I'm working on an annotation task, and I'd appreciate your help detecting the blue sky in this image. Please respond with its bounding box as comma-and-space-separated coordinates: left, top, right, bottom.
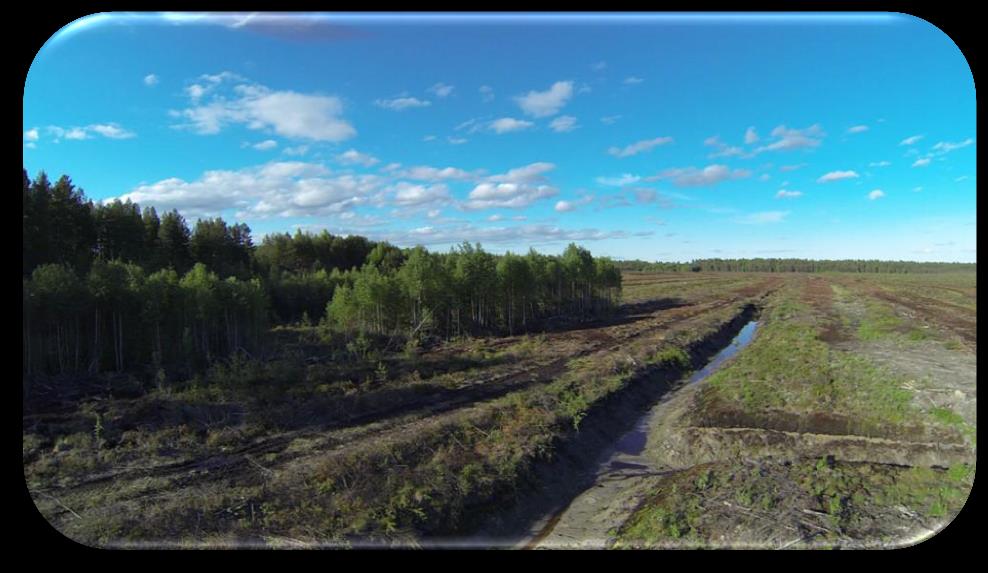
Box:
23, 13, 976, 262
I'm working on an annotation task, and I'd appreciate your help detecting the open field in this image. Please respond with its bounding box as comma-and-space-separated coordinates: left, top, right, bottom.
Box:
23, 272, 974, 548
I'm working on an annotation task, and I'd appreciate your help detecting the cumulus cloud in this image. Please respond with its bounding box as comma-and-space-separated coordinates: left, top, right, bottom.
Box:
427, 83, 455, 98
374, 96, 431, 110
899, 134, 924, 146
775, 190, 803, 199
868, 189, 885, 200
46, 123, 136, 141
744, 127, 759, 144
464, 162, 559, 210
24, 128, 39, 141
113, 161, 382, 220
282, 145, 309, 156
755, 124, 824, 153
252, 139, 278, 150
515, 81, 573, 118
364, 223, 629, 248
396, 165, 478, 181
704, 135, 748, 159
389, 182, 451, 207
336, 149, 380, 167
846, 125, 869, 134
489, 117, 534, 134
608, 136, 673, 158
554, 194, 594, 213
816, 170, 859, 183
912, 158, 931, 168
649, 164, 751, 188
144, 74, 159, 86
172, 74, 356, 141
736, 211, 789, 224
595, 174, 641, 187
550, 115, 579, 133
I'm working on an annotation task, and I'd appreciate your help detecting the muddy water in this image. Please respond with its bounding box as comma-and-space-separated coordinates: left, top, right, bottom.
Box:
527, 320, 759, 549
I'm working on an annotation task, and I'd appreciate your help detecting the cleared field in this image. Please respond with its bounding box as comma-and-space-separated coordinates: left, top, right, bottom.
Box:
611, 273, 976, 549
23, 272, 975, 548
24, 272, 773, 547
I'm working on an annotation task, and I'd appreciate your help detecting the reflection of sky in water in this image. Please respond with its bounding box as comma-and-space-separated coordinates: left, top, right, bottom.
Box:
612, 320, 759, 458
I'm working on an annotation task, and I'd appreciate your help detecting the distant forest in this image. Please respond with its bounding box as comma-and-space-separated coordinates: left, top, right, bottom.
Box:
615, 258, 976, 274
22, 170, 621, 377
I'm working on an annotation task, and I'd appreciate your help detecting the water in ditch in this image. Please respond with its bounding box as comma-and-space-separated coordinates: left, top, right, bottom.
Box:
529, 319, 760, 548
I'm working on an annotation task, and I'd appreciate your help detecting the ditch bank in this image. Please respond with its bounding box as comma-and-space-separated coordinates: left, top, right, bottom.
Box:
451, 303, 760, 548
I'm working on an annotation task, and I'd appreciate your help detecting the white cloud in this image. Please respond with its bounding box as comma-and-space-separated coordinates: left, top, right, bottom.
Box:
650, 164, 751, 188
489, 117, 534, 134
899, 134, 924, 145
447, 136, 468, 145
846, 125, 869, 134
623, 76, 644, 85
555, 194, 594, 213
600, 115, 621, 125
397, 165, 478, 181
374, 96, 432, 111
912, 158, 931, 168
868, 160, 891, 167
554, 200, 576, 212
114, 161, 384, 220
479, 85, 494, 102
744, 127, 759, 144
23, 128, 39, 141
390, 182, 451, 207
360, 223, 629, 248
282, 145, 309, 156
144, 74, 159, 86
608, 136, 673, 158
88, 124, 136, 139
736, 211, 789, 224
464, 162, 559, 210
816, 170, 859, 183
515, 81, 573, 118
868, 189, 885, 200
428, 83, 455, 98
487, 214, 503, 222
252, 139, 278, 151
775, 190, 803, 199
930, 138, 974, 155
595, 174, 641, 187
755, 124, 824, 153
173, 75, 356, 141
704, 135, 749, 158
422, 135, 437, 142
336, 149, 380, 167
45, 123, 135, 141
549, 115, 579, 133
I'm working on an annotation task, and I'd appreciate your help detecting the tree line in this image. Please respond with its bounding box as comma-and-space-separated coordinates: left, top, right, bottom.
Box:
22, 169, 622, 376
615, 258, 976, 274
